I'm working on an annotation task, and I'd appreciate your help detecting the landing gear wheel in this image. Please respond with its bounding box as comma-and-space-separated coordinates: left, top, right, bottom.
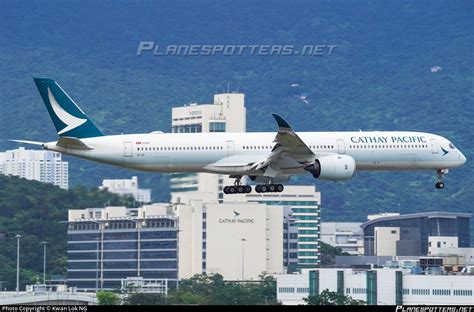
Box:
260, 185, 268, 193
276, 184, 284, 192
228, 186, 236, 194
223, 186, 229, 194
268, 184, 276, 192
245, 185, 252, 193
237, 185, 245, 193
435, 169, 448, 189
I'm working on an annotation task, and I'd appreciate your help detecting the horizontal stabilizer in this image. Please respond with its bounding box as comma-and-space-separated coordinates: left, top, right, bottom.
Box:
56, 137, 93, 150
10, 139, 44, 146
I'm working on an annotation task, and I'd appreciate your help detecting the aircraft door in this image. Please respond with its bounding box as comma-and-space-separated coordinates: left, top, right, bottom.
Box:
226, 140, 235, 156
337, 139, 346, 154
124, 142, 133, 157
430, 139, 439, 154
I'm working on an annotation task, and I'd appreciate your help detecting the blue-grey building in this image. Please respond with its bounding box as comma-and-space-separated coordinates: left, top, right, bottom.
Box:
66, 205, 178, 291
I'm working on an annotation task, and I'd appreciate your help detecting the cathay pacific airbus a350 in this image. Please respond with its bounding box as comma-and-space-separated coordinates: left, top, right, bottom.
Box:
12, 78, 466, 193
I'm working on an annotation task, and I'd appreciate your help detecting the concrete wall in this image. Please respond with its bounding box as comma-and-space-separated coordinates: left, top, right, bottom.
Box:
375, 227, 400, 256
178, 201, 283, 280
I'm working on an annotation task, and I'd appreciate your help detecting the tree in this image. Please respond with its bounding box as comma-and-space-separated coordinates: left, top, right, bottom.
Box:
175, 291, 206, 304
124, 293, 168, 305
0, 175, 135, 290
320, 242, 350, 266
164, 273, 279, 305
304, 289, 365, 305
97, 291, 120, 305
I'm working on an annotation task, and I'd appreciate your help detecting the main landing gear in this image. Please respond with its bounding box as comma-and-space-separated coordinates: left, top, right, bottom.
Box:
223, 176, 252, 194
435, 169, 448, 189
223, 176, 285, 194
255, 184, 284, 193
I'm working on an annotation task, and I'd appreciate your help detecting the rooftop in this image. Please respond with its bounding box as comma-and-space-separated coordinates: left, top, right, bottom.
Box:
361, 211, 472, 229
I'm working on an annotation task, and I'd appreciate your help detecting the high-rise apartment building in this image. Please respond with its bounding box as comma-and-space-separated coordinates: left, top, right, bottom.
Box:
0, 147, 68, 189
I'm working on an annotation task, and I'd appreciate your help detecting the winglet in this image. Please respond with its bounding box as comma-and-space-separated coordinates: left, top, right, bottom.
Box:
271, 113, 292, 129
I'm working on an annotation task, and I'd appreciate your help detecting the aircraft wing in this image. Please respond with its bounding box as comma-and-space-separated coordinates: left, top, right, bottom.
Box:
270, 113, 314, 159
205, 113, 316, 178
248, 113, 315, 177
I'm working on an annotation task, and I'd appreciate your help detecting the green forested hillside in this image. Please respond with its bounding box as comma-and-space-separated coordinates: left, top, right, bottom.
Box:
0, 2, 472, 233
0, 175, 133, 290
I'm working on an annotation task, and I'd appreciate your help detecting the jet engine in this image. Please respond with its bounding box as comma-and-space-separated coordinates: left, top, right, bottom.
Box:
305, 154, 356, 181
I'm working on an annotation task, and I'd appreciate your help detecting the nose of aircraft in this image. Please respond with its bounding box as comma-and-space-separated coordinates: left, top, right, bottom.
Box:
459, 152, 466, 165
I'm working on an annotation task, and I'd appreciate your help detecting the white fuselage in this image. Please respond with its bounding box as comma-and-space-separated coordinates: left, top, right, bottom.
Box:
43, 131, 466, 177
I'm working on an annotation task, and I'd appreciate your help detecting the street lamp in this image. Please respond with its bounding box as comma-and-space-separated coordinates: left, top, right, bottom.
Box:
240, 238, 247, 280
130, 219, 146, 277
89, 220, 106, 290
40, 241, 49, 285
93, 238, 100, 292
15, 234, 21, 293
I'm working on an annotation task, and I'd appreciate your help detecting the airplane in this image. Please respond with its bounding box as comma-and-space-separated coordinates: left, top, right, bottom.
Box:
12, 78, 466, 193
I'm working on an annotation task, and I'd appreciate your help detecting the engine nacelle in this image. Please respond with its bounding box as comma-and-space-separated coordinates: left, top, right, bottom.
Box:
305, 154, 356, 181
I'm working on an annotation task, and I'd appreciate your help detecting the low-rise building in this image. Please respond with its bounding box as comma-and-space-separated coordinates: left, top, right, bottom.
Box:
99, 176, 151, 203
361, 212, 471, 256
277, 268, 474, 305
320, 222, 364, 255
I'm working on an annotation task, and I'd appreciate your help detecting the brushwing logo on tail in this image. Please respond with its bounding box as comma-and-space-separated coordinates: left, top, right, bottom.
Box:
47, 87, 87, 135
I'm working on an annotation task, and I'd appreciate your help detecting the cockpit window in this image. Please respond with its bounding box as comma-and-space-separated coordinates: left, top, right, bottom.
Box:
449, 143, 455, 149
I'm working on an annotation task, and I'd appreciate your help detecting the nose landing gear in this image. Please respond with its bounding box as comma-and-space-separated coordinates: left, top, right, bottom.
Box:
435, 169, 448, 189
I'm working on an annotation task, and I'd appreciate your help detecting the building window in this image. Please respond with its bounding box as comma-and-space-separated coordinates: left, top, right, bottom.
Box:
172, 124, 202, 133
209, 122, 226, 132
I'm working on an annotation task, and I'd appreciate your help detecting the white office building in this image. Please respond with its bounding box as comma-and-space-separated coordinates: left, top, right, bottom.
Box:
0, 147, 68, 189
277, 268, 474, 305
176, 200, 283, 280
320, 222, 364, 255
178, 185, 321, 273
99, 176, 151, 203
170, 92, 246, 204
